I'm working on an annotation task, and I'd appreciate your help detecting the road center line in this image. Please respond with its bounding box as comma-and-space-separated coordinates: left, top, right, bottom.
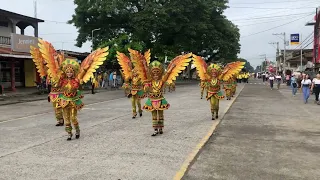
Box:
0, 97, 126, 124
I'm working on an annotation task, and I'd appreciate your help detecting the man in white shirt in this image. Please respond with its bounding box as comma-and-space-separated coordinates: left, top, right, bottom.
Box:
269, 75, 275, 90
275, 74, 282, 89
113, 71, 117, 87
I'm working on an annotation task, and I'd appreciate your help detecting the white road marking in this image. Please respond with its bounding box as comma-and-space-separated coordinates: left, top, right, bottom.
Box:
0, 97, 126, 124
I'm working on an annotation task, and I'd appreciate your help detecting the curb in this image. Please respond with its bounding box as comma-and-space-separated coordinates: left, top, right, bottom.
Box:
173, 84, 246, 180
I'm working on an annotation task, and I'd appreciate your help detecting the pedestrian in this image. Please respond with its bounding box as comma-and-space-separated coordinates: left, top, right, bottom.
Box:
109, 71, 113, 87
275, 73, 282, 89
291, 75, 298, 96
301, 74, 312, 104
102, 71, 108, 88
311, 73, 320, 103
269, 74, 275, 90
262, 72, 266, 82
113, 71, 117, 87
286, 74, 291, 86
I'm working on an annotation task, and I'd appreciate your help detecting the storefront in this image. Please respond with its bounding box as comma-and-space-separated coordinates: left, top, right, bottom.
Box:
0, 47, 37, 90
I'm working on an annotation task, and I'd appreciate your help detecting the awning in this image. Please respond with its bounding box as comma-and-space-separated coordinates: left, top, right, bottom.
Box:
0, 53, 32, 59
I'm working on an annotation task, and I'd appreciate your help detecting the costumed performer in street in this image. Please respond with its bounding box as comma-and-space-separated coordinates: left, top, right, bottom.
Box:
30, 46, 65, 126
38, 39, 109, 141
200, 80, 206, 99
116, 49, 148, 119
231, 74, 237, 97
192, 54, 245, 120
168, 80, 176, 92
129, 49, 192, 136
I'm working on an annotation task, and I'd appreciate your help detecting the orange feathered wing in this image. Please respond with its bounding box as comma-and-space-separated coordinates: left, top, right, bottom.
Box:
78, 47, 109, 83
38, 39, 61, 81
164, 53, 192, 84
116, 51, 132, 81
220, 61, 246, 81
144, 49, 151, 66
191, 54, 209, 81
128, 48, 149, 81
30, 46, 47, 78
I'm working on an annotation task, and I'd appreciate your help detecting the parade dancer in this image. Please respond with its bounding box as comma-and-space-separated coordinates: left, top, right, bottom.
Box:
200, 80, 206, 99
30, 47, 65, 126
231, 75, 237, 97
223, 78, 233, 100
129, 49, 192, 136
168, 80, 176, 92
39, 39, 109, 140
192, 55, 245, 120
116, 50, 148, 118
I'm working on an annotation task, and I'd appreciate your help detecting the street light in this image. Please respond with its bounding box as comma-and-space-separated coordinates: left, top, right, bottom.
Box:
91, 28, 101, 50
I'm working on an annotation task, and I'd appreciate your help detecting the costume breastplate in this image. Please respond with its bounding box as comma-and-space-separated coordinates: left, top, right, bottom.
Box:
148, 81, 163, 99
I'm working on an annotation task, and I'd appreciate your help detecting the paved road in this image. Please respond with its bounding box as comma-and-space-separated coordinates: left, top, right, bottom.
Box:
184, 79, 320, 180
0, 83, 244, 180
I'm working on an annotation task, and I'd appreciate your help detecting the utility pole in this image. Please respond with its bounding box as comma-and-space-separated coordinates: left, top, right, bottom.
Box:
33, 0, 37, 18
300, 33, 303, 72
259, 54, 267, 72
273, 32, 288, 74
269, 42, 280, 74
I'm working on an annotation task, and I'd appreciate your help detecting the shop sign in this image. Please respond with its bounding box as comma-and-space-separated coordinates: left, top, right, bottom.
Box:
10, 33, 39, 53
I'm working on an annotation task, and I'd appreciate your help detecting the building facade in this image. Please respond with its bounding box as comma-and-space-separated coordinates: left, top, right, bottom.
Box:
0, 8, 44, 90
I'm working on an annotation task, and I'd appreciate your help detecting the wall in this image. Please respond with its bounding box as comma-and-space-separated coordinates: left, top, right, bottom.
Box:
24, 59, 36, 87
0, 16, 12, 37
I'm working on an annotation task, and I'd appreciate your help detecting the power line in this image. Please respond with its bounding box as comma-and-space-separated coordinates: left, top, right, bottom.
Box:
241, 13, 314, 38
292, 32, 314, 50
302, 39, 314, 49
230, 0, 317, 4
230, 12, 313, 21
226, 1, 316, 21
229, 6, 315, 10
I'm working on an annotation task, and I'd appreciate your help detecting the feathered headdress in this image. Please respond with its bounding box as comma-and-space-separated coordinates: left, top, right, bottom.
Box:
61, 59, 80, 74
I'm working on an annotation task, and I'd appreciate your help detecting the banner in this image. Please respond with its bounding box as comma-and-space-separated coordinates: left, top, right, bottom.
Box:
290, 34, 300, 45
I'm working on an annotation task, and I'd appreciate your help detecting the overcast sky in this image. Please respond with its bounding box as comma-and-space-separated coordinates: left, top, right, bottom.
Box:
1, 0, 318, 68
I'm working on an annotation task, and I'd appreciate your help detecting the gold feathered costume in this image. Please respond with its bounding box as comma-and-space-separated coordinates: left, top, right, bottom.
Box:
192, 55, 245, 120
38, 39, 109, 141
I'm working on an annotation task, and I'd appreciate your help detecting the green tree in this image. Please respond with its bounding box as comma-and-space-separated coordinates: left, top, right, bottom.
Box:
99, 33, 145, 69
69, 0, 240, 63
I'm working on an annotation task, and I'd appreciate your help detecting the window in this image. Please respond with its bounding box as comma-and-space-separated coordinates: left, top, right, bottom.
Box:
0, 21, 9, 27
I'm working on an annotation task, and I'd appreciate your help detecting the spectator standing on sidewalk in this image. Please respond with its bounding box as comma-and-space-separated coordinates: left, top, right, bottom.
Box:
291, 75, 298, 96
113, 71, 117, 87
301, 74, 312, 104
275, 73, 282, 89
269, 74, 275, 90
311, 73, 320, 103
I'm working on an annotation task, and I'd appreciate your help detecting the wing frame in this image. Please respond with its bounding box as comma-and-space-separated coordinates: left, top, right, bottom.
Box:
163, 53, 192, 85
191, 54, 210, 81
78, 47, 109, 84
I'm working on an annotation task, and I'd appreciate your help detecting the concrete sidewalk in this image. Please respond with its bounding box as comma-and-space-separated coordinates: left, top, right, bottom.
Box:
183, 79, 320, 180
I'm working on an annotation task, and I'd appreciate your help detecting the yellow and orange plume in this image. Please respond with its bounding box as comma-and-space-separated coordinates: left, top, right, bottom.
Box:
191, 54, 208, 81
38, 39, 60, 80
144, 49, 151, 66
165, 53, 192, 84
30, 46, 47, 78
116, 51, 132, 81
221, 61, 246, 81
128, 48, 149, 81
79, 47, 109, 83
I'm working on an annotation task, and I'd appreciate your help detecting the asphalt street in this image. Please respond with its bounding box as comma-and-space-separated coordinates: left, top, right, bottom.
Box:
183, 79, 320, 180
0, 83, 243, 180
